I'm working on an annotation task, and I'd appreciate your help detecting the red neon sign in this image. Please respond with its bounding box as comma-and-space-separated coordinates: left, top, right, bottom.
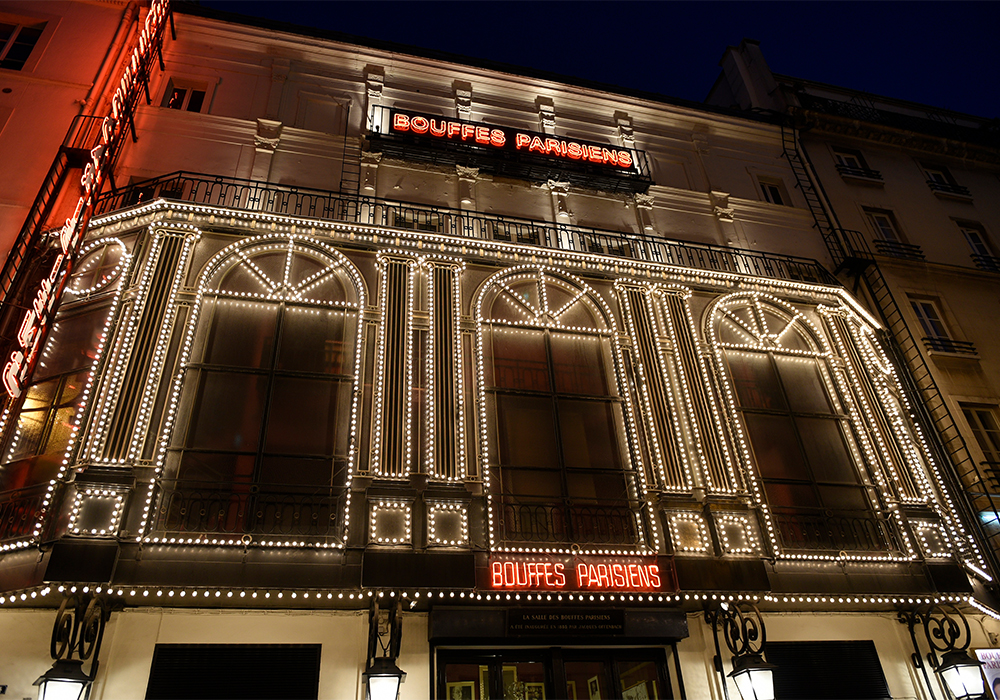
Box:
389, 110, 634, 171
3, 1, 170, 398
490, 557, 661, 592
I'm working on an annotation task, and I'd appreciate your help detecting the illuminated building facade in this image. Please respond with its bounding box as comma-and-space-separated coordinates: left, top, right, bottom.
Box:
0, 4, 997, 699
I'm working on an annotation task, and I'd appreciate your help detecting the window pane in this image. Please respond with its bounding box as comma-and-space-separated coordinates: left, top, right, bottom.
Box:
550, 333, 608, 395
2, 25, 42, 70
818, 485, 870, 510
496, 395, 558, 468
257, 455, 342, 489
565, 661, 610, 700
186, 90, 205, 112
176, 452, 256, 484
265, 377, 350, 456
5, 410, 45, 462
775, 357, 831, 413
501, 467, 562, 499
276, 308, 352, 374
726, 351, 787, 410
442, 663, 486, 700
566, 470, 629, 502
490, 328, 550, 391
797, 417, 857, 483
187, 372, 266, 450
619, 660, 663, 700
203, 300, 277, 368
763, 481, 819, 509
34, 305, 109, 380
164, 87, 186, 109
558, 399, 621, 470
743, 413, 806, 479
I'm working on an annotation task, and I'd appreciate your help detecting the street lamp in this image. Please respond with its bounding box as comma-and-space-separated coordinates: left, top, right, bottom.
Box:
33, 659, 93, 700
363, 656, 407, 700
708, 602, 777, 700
364, 598, 405, 700
936, 650, 985, 700
901, 603, 986, 700
729, 653, 777, 700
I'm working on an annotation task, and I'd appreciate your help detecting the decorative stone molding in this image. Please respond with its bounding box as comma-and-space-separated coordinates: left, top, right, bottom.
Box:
454, 80, 473, 120
692, 131, 710, 154
254, 119, 282, 154
634, 192, 655, 232
545, 180, 572, 222
365, 66, 385, 102
710, 191, 735, 222
361, 151, 382, 193
536, 96, 556, 134
634, 193, 654, 209
615, 111, 635, 148
456, 165, 479, 205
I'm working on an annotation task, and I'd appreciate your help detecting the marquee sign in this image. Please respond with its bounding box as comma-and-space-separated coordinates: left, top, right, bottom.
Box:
2, 0, 171, 398
486, 555, 669, 592
368, 106, 652, 193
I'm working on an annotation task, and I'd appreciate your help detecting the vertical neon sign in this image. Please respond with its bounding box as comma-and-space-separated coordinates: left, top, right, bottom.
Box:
2, 0, 170, 398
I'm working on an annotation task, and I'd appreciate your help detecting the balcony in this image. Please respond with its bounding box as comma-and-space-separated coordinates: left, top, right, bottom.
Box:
835, 164, 883, 183
0, 484, 46, 543
772, 507, 901, 553
872, 239, 925, 260
153, 479, 347, 541
971, 254, 1000, 273
92, 172, 839, 286
926, 179, 973, 200
921, 337, 977, 355
498, 496, 642, 547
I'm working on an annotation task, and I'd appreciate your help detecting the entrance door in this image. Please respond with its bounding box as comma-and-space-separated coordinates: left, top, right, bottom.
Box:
438, 648, 673, 699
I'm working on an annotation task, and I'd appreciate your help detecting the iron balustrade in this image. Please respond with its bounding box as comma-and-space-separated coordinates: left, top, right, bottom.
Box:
926, 180, 972, 198
835, 164, 883, 181
772, 507, 901, 553
971, 254, 1000, 273
498, 497, 641, 546
0, 483, 47, 542
92, 172, 839, 286
921, 337, 978, 355
154, 479, 347, 540
872, 239, 926, 260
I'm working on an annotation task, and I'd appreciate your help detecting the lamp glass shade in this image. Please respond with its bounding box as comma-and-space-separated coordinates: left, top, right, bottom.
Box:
937, 651, 984, 700
34, 660, 92, 700
363, 657, 406, 700
729, 654, 776, 700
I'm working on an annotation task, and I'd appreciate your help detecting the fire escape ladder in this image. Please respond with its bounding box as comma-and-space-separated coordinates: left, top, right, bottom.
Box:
782, 122, 1000, 577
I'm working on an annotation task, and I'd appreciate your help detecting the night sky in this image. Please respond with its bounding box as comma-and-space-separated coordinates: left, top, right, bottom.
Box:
197, 1, 998, 120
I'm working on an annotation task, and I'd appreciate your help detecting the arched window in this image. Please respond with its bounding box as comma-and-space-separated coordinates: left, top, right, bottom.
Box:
476, 268, 644, 550
157, 235, 364, 542
711, 293, 893, 554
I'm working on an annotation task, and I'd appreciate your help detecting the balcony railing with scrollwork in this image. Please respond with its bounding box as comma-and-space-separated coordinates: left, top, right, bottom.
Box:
498, 497, 641, 546
921, 337, 977, 355
835, 164, 883, 181
926, 180, 972, 198
91, 171, 839, 286
153, 479, 347, 541
773, 507, 901, 553
0, 484, 47, 543
971, 254, 1000, 273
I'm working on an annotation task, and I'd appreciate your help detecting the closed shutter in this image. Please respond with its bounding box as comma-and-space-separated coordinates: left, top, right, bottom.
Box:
145, 644, 321, 700
766, 640, 891, 700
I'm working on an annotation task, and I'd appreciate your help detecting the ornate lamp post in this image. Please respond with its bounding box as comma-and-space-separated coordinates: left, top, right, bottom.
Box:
707, 602, 777, 700
901, 603, 985, 700
362, 598, 406, 700
34, 596, 109, 700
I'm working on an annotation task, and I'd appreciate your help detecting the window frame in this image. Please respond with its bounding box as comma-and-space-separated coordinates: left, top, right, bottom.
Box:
758, 176, 789, 206
158, 76, 217, 114
0, 9, 57, 73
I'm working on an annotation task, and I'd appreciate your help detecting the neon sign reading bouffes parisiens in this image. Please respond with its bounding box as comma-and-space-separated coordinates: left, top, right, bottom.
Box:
2, 0, 170, 398
387, 108, 636, 171
490, 557, 662, 591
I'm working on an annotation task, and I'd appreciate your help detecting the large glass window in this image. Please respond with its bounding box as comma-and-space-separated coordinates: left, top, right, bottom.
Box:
714, 295, 891, 554
159, 237, 362, 541
478, 270, 640, 549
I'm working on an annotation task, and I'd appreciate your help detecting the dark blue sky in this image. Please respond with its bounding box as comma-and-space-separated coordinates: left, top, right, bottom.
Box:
200, 1, 998, 119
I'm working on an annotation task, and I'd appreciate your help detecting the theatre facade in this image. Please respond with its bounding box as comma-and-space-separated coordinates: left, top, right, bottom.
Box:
0, 3, 996, 699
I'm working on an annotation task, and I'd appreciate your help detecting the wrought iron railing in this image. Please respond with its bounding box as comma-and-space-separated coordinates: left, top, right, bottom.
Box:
971, 254, 1000, 273
92, 172, 839, 286
153, 479, 346, 540
498, 497, 641, 546
872, 239, 925, 260
772, 507, 900, 553
921, 337, 978, 355
926, 180, 972, 198
835, 164, 883, 181
0, 484, 47, 543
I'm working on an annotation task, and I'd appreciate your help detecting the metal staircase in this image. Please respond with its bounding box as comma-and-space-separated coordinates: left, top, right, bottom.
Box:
782, 123, 1000, 576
